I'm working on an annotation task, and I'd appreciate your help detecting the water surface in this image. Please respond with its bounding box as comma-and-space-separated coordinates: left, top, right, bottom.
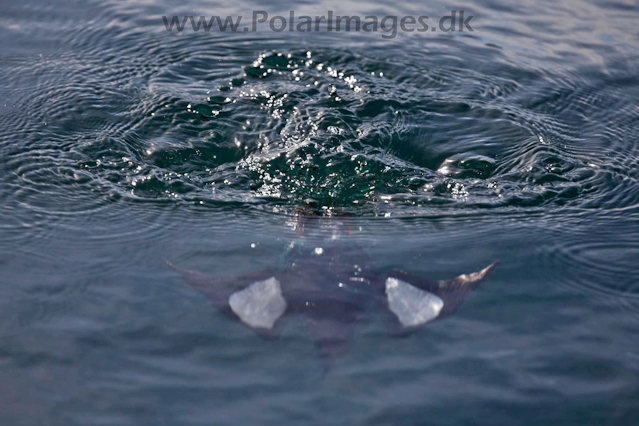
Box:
1, 0, 639, 424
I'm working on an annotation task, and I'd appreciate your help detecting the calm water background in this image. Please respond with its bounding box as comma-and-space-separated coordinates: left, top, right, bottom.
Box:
1, 0, 639, 424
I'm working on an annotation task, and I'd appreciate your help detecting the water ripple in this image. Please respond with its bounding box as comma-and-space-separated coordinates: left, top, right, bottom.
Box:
2, 36, 638, 219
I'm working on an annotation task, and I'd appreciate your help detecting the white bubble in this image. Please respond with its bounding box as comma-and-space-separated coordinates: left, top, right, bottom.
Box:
229, 277, 287, 330
385, 278, 444, 327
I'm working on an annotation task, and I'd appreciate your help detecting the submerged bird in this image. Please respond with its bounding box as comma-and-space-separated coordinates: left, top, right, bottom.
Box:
168, 211, 499, 358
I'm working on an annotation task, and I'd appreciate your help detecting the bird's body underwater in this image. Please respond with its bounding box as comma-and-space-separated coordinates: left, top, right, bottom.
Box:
168, 212, 499, 358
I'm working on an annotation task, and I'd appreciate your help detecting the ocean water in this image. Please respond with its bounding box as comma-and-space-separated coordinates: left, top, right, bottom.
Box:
1, 0, 639, 424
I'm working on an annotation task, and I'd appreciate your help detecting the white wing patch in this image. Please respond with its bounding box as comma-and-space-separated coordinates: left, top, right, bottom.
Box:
385, 277, 444, 327
228, 277, 287, 330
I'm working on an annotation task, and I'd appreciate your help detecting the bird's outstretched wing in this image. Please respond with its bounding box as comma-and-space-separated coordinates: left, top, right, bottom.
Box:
383, 261, 500, 332
166, 261, 288, 337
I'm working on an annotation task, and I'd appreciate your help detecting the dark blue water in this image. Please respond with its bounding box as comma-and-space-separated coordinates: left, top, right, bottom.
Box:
1, 0, 639, 424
